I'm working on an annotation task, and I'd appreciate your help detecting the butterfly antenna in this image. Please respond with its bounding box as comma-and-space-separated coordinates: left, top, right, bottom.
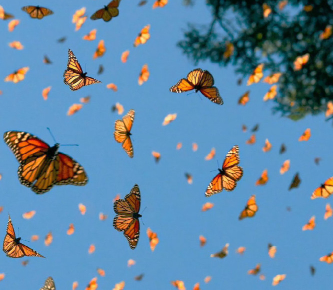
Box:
61, 144, 79, 147
47, 127, 57, 143
141, 206, 147, 214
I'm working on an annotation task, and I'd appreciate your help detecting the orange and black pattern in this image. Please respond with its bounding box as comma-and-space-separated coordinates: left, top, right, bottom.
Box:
170, 68, 223, 105
21, 6, 53, 19
113, 184, 141, 249
64, 49, 101, 91
205, 145, 243, 196
90, 0, 121, 22
40, 277, 56, 290
3, 131, 88, 194
3, 215, 45, 258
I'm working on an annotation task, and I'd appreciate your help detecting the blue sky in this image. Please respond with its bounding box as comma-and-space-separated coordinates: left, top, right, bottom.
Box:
1, 1, 333, 289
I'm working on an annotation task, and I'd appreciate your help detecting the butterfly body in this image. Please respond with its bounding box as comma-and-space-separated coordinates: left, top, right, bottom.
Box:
90, 0, 120, 22
113, 184, 141, 249
4, 131, 88, 194
21, 5, 53, 19
64, 49, 101, 91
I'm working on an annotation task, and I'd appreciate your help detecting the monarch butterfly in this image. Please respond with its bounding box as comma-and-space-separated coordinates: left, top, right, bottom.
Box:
202, 202, 214, 212
268, 243, 277, 258
263, 73, 281, 84
147, 228, 159, 251
280, 143, 286, 154
262, 139, 272, 152
223, 41, 234, 59
239, 195, 258, 220
320, 25, 332, 40
5, 67, 29, 83
206, 145, 243, 196
83, 29, 97, 41
152, 151, 161, 163
8, 41, 23, 50
90, 0, 121, 22
138, 64, 149, 85
42, 86, 51, 100
8, 19, 19, 32
248, 264, 261, 275
64, 49, 101, 91
246, 134, 256, 145
238, 91, 250, 105
256, 169, 268, 186
97, 268, 105, 277
43, 55, 52, 64
311, 177, 333, 199
114, 109, 135, 158
72, 7, 86, 23
299, 128, 311, 141
324, 203, 332, 220
272, 274, 286, 286
310, 266, 316, 276
247, 64, 264, 85
236, 246, 246, 255
3, 131, 88, 194
263, 85, 277, 101
133, 25, 151, 47
210, 243, 229, 258
44, 231, 53, 246
21, 6, 53, 19
134, 274, 144, 281
294, 53, 310, 71
162, 113, 177, 126
170, 68, 223, 105
93, 40, 106, 59
289, 172, 301, 190
152, 0, 168, 9
199, 235, 206, 247
121, 50, 130, 63
320, 253, 333, 264
67, 104, 83, 116
128, 259, 136, 267
40, 277, 56, 290
3, 215, 45, 258
113, 184, 142, 249
0, 5, 14, 20
171, 281, 185, 290
204, 148, 216, 161
262, 3, 272, 18
280, 159, 290, 174
302, 216, 315, 231
86, 277, 98, 290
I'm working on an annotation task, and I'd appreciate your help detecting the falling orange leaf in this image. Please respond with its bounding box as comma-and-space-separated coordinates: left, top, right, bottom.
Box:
262, 139, 272, 152
162, 113, 177, 126
199, 235, 206, 247
272, 274, 286, 286
9, 41, 23, 50
147, 228, 159, 251
67, 104, 83, 116
42, 86, 51, 100
138, 64, 149, 85
93, 40, 106, 59
299, 128, 311, 141
256, 169, 268, 186
8, 19, 20, 32
121, 50, 130, 63
202, 202, 214, 212
128, 259, 136, 267
67, 223, 75, 235
83, 29, 97, 41
152, 151, 161, 163
324, 204, 332, 220
88, 244, 96, 254
22, 210, 36, 219
79, 203, 86, 215
44, 231, 53, 246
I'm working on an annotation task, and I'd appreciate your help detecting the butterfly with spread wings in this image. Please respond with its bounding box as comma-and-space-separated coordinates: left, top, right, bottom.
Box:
21, 6, 53, 19
3, 215, 45, 258
205, 145, 243, 197
170, 68, 223, 105
114, 109, 135, 158
90, 0, 121, 22
64, 49, 101, 91
40, 277, 56, 290
3, 131, 88, 194
113, 184, 142, 249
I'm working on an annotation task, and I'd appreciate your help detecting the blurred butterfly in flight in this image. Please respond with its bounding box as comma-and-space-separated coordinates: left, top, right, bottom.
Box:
64, 49, 101, 91
3, 131, 88, 194
90, 0, 121, 22
40, 277, 56, 290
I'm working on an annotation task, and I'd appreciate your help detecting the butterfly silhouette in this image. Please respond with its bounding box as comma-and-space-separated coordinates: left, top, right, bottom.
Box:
113, 184, 142, 249
64, 49, 101, 91
170, 68, 223, 105
3, 215, 45, 258
21, 6, 53, 19
239, 195, 258, 220
114, 109, 135, 158
206, 145, 243, 196
90, 0, 121, 22
3, 131, 88, 194
40, 277, 56, 290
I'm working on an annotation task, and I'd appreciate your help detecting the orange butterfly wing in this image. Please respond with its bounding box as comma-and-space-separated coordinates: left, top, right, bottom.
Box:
90, 0, 120, 22
311, 177, 333, 199
239, 195, 258, 220
114, 109, 135, 158
205, 145, 243, 197
64, 49, 101, 91
3, 215, 44, 258
22, 6, 53, 19
113, 185, 141, 249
